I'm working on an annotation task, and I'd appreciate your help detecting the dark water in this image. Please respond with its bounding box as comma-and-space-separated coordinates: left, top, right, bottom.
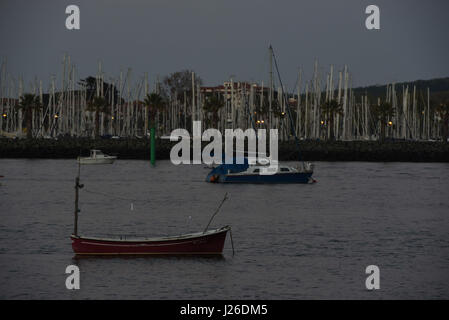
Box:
0, 159, 448, 299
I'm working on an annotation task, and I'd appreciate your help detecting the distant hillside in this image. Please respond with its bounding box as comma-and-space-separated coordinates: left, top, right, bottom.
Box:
295, 77, 449, 105
351, 77, 449, 101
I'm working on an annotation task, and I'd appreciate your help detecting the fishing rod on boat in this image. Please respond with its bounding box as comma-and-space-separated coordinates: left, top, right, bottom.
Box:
203, 192, 228, 234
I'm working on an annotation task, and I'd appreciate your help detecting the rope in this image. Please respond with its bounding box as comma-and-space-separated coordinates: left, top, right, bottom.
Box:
203, 192, 228, 233
229, 227, 235, 256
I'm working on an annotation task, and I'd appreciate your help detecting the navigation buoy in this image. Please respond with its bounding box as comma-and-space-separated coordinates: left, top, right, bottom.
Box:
150, 127, 156, 166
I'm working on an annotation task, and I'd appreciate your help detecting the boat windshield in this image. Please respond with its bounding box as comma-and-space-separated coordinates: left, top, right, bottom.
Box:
90, 150, 103, 157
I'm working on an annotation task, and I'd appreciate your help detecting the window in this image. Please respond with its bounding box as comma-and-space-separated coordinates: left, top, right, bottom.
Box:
280, 167, 290, 172
253, 169, 260, 173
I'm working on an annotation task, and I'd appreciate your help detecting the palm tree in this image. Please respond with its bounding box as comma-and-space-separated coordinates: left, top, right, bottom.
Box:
371, 101, 395, 142
143, 93, 165, 133
16, 94, 42, 139
269, 99, 283, 118
79, 76, 97, 101
203, 94, 224, 128
259, 97, 270, 117
435, 101, 449, 142
87, 96, 109, 138
321, 99, 343, 141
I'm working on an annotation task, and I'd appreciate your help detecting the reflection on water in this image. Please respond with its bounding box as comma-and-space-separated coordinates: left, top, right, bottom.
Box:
0, 159, 448, 299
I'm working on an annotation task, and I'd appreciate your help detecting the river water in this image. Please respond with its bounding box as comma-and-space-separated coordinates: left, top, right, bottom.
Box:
0, 159, 448, 299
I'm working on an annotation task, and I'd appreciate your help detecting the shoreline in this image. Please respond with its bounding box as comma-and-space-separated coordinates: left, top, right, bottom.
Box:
0, 138, 448, 162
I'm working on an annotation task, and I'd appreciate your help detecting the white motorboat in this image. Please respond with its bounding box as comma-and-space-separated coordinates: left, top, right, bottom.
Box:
77, 150, 117, 165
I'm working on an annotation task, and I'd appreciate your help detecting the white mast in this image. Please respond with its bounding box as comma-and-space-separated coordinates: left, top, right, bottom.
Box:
342, 65, 348, 140
144, 72, 148, 135
296, 68, 302, 137
335, 70, 342, 139
18, 76, 23, 134
427, 87, 430, 139
191, 71, 195, 123
304, 82, 309, 139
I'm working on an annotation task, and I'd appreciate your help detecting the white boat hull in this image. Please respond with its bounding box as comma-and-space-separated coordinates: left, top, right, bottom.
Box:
77, 157, 116, 164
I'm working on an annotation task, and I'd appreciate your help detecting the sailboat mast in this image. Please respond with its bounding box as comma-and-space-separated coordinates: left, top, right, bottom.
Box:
74, 177, 79, 236
270, 45, 303, 162
269, 46, 273, 129
74, 164, 82, 236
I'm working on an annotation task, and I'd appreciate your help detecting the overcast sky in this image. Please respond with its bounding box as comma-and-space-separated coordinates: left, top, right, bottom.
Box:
1, 0, 448, 91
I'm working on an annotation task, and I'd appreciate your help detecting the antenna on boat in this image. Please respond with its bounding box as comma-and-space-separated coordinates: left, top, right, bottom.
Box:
203, 193, 228, 234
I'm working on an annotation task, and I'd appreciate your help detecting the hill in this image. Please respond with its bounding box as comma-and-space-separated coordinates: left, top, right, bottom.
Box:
351, 77, 449, 102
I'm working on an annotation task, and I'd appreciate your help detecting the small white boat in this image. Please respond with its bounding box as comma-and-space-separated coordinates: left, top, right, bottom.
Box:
77, 150, 116, 165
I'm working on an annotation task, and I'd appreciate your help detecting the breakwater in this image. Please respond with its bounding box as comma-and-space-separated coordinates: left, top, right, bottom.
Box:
0, 138, 448, 162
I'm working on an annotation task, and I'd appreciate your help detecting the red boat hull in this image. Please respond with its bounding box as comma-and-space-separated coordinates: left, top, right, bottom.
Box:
71, 226, 230, 255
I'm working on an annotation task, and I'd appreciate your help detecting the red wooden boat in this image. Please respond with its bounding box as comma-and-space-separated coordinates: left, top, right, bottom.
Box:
70, 173, 232, 256
71, 226, 230, 255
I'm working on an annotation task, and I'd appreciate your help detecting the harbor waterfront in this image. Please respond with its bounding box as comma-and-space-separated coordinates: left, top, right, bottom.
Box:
1, 0, 449, 305
1, 138, 448, 162
0, 159, 448, 299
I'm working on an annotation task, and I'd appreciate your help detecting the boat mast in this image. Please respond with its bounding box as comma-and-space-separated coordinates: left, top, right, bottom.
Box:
269, 46, 273, 129
270, 45, 304, 163
74, 163, 83, 236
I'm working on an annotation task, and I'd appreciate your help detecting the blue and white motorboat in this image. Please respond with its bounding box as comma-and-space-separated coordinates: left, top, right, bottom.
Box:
206, 158, 315, 184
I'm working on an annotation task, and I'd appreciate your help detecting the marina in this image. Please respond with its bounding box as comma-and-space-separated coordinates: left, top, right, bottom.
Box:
1, 0, 448, 305
1, 51, 448, 143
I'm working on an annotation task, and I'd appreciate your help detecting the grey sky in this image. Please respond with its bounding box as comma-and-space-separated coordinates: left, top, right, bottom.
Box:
1, 0, 448, 91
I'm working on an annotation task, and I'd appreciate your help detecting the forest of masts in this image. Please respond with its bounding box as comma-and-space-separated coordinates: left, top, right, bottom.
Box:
0, 52, 446, 142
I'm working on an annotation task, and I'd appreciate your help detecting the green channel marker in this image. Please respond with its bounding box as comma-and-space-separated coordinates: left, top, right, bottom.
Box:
150, 127, 155, 166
